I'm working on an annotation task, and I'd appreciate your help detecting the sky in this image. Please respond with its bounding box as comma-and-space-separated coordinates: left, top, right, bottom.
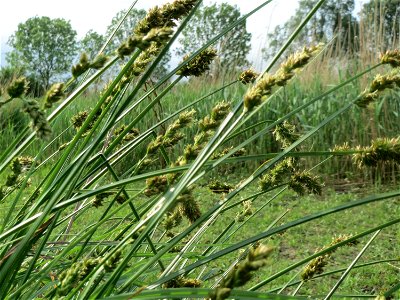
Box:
0, 0, 367, 67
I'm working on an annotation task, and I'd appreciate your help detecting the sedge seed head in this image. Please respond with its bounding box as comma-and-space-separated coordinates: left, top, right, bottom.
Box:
239, 69, 259, 84
45, 83, 64, 108
7, 77, 29, 99
177, 48, 218, 77
380, 49, 400, 68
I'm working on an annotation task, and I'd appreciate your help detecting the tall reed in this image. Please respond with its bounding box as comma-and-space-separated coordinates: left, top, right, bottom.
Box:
0, 0, 399, 299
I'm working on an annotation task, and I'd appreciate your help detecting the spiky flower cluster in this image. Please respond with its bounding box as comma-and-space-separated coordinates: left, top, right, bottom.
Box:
70, 109, 102, 136
288, 172, 323, 196
135, 0, 198, 36
163, 276, 202, 288
331, 142, 351, 153
259, 158, 296, 191
44, 83, 65, 108
244, 44, 323, 112
380, 50, 400, 68
177, 48, 218, 77
113, 125, 140, 143
177, 188, 201, 223
211, 147, 246, 160
92, 192, 114, 208
175, 101, 231, 167
6, 77, 29, 99
356, 70, 400, 108
235, 200, 253, 223
0, 156, 34, 200
147, 103, 230, 232
118, 0, 197, 58
56, 250, 122, 296
144, 176, 168, 197
24, 99, 52, 140
162, 188, 201, 233
239, 69, 259, 84
163, 208, 183, 231
71, 111, 89, 130
209, 180, 233, 194
273, 121, 299, 148
209, 244, 273, 300
353, 137, 400, 168
301, 234, 358, 281
71, 52, 109, 78
57, 257, 101, 296
146, 109, 196, 156
118, 27, 173, 58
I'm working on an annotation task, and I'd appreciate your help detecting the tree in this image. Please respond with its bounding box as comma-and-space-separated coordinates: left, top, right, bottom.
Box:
105, 8, 171, 80
80, 30, 105, 59
263, 0, 358, 60
7, 16, 77, 89
360, 0, 400, 50
176, 3, 251, 75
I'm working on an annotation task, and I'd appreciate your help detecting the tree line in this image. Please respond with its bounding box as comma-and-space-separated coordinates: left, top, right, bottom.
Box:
1, 0, 398, 97
264, 0, 400, 60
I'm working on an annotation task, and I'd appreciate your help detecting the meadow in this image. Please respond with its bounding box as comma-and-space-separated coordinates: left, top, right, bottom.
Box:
0, 0, 399, 299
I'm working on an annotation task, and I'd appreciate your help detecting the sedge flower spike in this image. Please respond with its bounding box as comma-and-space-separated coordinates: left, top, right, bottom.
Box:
44, 83, 65, 108
7, 77, 29, 99
243, 44, 323, 112
356, 70, 400, 108
380, 49, 400, 68
177, 48, 218, 77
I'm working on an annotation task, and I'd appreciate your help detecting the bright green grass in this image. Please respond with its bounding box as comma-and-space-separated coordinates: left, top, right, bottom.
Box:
2, 168, 397, 298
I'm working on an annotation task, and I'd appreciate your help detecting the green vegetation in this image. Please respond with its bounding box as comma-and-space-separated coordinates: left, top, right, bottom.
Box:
0, 0, 399, 299
177, 2, 251, 74
7, 16, 78, 89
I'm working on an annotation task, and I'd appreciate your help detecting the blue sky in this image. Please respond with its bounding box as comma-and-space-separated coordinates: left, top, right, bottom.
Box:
0, 0, 367, 67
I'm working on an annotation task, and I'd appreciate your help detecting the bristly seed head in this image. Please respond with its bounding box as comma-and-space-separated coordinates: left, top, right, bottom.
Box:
44, 83, 65, 108
243, 44, 323, 113
239, 68, 259, 84
356, 70, 400, 108
24, 99, 52, 140
7, 77, 29, 99
353, 137, 400, 168
177, 48, 218, 77
301, 234, 357, 281
380, 49, 400, 68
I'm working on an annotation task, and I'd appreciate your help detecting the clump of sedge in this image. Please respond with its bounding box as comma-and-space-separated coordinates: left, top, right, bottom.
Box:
24, 100, 52, 139
356, 70, 400, 108
244, 44, 323, 112
163, 276, 202, 288
301, 234, 358, 281
71, 53, 109, 78
239, 69, 259, 84
209, 244, 273, 300
353, 137, 400, 168
380, 49, 400, 68
235, 200, 253, 223
44, 83, 64, 108
177, 48, 218, 77
6, 77, 29, 99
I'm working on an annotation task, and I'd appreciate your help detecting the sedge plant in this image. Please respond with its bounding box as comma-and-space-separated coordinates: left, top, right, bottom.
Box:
0, 0, 399, 299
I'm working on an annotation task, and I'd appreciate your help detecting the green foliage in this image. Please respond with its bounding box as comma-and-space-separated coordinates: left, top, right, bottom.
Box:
0, 0, 399, 299
263, 0, 357, 60
177, 2, 251, 75
79, 29, 106, 58
361, 0, 400, 49
7, 16, 78, 89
